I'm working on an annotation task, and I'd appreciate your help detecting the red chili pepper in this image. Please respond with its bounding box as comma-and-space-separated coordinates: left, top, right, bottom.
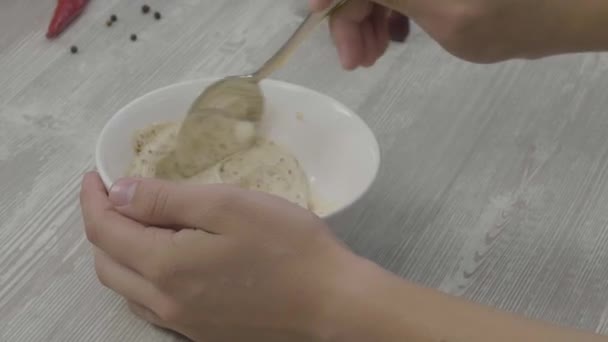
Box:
46, 0, 90, 39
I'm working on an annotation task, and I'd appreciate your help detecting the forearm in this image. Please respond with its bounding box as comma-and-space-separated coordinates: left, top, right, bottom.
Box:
375, 0, 608, 58
325, 258, 607, 342
533, 0, 608, 58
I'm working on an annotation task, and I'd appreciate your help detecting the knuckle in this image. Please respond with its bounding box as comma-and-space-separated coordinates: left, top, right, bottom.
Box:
154, 299, 182, 323
144, 264, 167, 286
140, 230, 181, 287
142, 184, 170, 219
143, 256, 176, 289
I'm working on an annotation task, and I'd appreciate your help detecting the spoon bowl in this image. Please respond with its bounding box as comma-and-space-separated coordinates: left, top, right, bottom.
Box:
164, 76, 264, 178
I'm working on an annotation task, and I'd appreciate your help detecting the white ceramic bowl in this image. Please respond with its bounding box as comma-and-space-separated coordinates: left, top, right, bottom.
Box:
96, 78, 380, 218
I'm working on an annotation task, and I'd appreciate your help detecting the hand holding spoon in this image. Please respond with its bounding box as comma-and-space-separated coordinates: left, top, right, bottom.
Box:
156, 0, 350, 179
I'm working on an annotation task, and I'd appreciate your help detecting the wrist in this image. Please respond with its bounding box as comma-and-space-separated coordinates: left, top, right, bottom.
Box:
312, 254, 608, 342
313, 256, 424, 342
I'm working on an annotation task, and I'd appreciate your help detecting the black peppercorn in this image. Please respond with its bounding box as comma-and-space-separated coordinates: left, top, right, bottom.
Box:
110, 14, 117, 22
142, 5, 150, 14
154, 11, 161, 20
130, 34, 138, 41
70, 45, 78, 54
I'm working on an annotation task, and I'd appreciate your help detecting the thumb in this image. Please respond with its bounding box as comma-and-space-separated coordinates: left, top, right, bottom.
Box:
109, 178, 238, 233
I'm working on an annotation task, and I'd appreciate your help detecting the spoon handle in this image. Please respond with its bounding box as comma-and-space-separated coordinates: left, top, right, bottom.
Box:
252, 0, 349, 81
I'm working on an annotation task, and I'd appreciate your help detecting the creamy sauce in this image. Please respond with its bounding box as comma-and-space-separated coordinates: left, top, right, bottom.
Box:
126, 121, 313, 210
127, 78, 317, 211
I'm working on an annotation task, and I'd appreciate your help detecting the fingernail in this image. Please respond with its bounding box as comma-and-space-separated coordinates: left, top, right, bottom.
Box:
109, 179, 137, 207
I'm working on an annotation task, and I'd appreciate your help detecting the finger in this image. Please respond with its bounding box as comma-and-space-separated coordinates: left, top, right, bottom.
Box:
94, 248, 167, 312
127, 301, 166, 328
371, 5, 390, 57
360, 19, 378, 67
330, 17, 363, 69
330, 1, 374, 69
81, 172, 176, 275
109, 178, 244, 235
388, 11, 410, 43
310, 0, 332, 11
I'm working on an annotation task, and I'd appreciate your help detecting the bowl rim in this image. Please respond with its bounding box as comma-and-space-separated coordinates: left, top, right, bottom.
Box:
95, 77, 381, 219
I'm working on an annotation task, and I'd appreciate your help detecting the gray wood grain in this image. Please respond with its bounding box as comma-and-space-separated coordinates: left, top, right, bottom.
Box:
3, 0, 608, 340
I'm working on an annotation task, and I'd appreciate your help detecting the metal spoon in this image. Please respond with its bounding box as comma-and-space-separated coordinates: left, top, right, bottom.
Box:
160, 0, 350, 178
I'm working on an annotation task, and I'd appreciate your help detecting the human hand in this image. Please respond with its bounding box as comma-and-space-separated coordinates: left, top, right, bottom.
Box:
310, 0, 410, 70
79, 172, 361, 341
313, 0, 606, 64
81, 172, 608, 342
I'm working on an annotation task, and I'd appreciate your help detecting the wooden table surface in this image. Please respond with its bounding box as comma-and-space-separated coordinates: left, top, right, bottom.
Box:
4, 0, 608, 340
